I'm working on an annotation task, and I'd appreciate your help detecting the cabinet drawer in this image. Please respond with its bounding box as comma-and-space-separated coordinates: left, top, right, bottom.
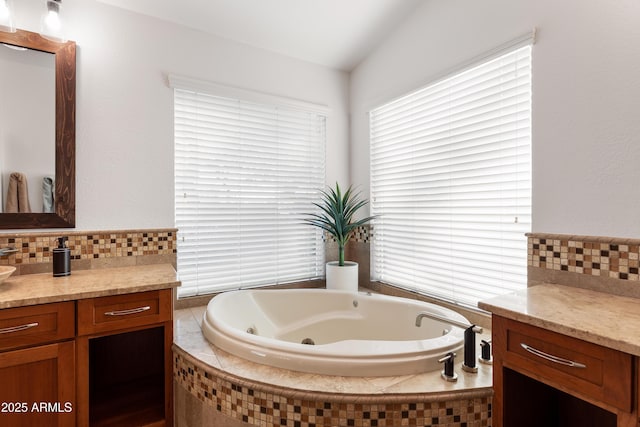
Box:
77, 289, 172, 335
0, 302, 75, 352
494, 315, 633, 412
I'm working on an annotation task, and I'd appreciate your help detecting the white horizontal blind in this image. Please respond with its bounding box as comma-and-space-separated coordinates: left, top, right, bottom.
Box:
174, 88, 326, 297
370, 44, 532, 307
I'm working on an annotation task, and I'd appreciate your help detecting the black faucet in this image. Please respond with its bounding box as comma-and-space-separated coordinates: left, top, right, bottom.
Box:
479, 339, 493, 364
438, 352, 458, 382
415, 311, 483, 374
461, 324, 483, 373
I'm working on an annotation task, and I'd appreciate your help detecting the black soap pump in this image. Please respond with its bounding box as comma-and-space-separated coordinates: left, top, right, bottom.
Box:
53, 237, 71, 277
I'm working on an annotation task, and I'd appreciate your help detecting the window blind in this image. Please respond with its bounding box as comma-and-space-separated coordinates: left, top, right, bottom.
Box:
174, 87, 326, 297
369, 44, 532, 307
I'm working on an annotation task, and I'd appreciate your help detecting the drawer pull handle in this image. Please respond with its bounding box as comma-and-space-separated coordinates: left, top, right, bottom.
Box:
0, 322, 39, 334
520, 343, 586, 368
104, 306, 151, 316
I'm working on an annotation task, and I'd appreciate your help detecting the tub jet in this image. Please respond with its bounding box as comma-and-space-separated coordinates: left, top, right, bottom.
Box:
301, 338, 315, 345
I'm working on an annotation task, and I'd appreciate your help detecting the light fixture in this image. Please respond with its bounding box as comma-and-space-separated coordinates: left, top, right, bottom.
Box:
40, 0, 66, 43
0, 0, 16, 33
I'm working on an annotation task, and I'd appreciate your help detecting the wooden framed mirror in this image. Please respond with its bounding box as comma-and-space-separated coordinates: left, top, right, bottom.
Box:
0, 28, 75, 229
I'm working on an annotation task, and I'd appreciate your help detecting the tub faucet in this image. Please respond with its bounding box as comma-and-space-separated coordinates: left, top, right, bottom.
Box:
415, 311, 483, 373
414, 311, 482, 333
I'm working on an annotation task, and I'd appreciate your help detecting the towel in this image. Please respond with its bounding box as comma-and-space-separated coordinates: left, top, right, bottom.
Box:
5, 172, 31, 213
43, 176, 54, 213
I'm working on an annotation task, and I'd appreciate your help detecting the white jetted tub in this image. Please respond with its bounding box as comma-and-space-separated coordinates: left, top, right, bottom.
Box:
202, 289, 468, 376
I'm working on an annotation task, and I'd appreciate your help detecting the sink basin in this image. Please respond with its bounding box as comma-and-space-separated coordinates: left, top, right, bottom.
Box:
0, 266, 16, 284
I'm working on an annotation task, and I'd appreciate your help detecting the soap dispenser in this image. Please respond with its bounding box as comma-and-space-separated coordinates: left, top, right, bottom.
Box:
53, 237, 71, 277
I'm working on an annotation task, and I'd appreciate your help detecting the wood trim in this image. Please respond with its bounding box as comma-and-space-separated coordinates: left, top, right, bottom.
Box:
163, 320, 174, 427
0, 341, 59, 368
76, 335, 90, 427
492, 315, 506, 427
636, 357, 640, 427
0, 28, 76, 228
163, 294, 174, 426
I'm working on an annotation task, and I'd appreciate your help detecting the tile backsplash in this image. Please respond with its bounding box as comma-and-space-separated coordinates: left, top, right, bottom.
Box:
527, 232, 640, 298
528, 233, 640, 280
0, 228, 177, 275
323, 224, 371, 243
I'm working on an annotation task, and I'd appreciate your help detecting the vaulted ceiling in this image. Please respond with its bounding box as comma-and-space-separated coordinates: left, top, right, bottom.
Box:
97, 0, 423, 71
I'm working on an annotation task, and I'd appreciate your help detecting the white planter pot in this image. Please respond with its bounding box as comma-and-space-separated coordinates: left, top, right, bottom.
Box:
325, 261, 358, 292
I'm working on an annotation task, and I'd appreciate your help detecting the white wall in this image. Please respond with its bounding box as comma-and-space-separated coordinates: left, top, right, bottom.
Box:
350, 0, 640, 238
9, 0, 350, 230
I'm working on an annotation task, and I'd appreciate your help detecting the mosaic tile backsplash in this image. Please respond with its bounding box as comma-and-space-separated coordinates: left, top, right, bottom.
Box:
528, 233, 640, 281
0, 226, 363, 267
0, 229, 176, 266
325, 225, 371, 244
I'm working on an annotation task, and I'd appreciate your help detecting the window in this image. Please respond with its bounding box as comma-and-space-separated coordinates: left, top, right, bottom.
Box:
173, 77, 326, 297
369, 42, 532, 307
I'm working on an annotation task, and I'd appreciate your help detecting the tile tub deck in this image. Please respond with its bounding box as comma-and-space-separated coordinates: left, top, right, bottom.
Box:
173, 304, 493, 427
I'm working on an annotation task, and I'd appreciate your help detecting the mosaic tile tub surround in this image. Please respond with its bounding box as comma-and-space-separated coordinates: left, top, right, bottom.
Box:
528, 233, 640, 281
173, 306, 492, 427
174, 351, 492, 427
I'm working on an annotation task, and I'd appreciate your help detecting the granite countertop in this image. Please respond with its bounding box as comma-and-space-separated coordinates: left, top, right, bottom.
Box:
0, 263, 180, 309
478, 283, 640, 357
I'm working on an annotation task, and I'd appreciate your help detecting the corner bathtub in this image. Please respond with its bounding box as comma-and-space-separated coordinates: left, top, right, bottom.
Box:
202, 289, 468, 376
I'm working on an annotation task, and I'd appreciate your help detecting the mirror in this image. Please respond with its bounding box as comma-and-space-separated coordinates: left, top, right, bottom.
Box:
0, 28, 75, 228
1, 46, 55, 213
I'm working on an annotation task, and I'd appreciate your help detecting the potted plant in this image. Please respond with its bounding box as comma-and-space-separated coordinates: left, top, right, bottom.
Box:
304, 183, 375, 292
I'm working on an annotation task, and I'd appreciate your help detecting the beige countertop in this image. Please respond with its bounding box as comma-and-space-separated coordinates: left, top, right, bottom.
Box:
174, 304, 493, 396
478, 283, 640, 357
0, 263, 180, 309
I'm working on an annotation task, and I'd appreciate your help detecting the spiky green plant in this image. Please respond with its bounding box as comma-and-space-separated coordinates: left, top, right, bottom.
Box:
304, 183, 375, 266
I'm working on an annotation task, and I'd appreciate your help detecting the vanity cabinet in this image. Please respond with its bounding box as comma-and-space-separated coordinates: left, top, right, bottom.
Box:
0, 290, 173, 427
0, 264, 178, 427
76, 289, 173, 427
0, 302, 76, 427
493, 315, 636, 427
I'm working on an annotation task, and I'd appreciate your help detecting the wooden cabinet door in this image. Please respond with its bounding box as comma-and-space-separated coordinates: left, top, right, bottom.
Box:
0, 341, 75, 427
